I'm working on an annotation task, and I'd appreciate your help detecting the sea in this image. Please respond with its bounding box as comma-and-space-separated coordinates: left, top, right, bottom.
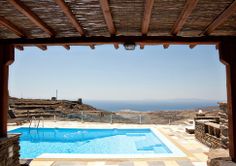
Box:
84, 99, 222, 112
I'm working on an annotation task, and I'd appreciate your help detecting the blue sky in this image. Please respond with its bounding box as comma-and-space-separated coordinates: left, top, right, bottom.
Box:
9, 45, 226, 101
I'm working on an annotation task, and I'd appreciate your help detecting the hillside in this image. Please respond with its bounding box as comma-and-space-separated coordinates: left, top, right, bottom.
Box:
9, 97, 220, 125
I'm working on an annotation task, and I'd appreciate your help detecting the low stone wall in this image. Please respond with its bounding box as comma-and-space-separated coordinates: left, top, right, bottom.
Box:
218, 103, 229, 149
207, 148, 236, 166
195, 121, 221, 148
0, 134, 20, 166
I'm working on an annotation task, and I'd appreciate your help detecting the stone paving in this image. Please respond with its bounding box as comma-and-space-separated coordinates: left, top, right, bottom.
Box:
8, 121, 209, 166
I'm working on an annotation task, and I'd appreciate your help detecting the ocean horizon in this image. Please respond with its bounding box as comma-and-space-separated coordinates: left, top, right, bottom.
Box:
84, 99, 223, 112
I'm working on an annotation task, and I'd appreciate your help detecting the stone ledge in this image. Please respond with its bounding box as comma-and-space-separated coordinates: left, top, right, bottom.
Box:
207, 149, 236, 166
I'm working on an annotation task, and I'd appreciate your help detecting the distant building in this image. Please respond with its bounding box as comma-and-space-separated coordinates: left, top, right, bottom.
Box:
51, 97, 57, 101
77, 98, 82, 105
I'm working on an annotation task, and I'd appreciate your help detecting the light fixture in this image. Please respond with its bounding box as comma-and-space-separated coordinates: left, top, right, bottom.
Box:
123, 42, 136, 50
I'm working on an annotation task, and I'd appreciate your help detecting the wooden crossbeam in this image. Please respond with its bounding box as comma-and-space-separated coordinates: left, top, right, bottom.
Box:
163, 44, 169, 49
15, 45, 24, 51
89, 44, 95, 49
0, 16, 26, 37
0, 36, 227, 46
36, 45, 47, 51
114, 43, 119, 49
100, 0, 116, 35
63, 45, 70, 50
189, 44, 196, 49
0, 16, 46, 50
141, 0, 154, 35
8, 0, 55, 37
203, 1, 236, 35
99, 0, 118, 49
140, 43, 145, 49
54, 0, 85, 36
171, 0, 198, 35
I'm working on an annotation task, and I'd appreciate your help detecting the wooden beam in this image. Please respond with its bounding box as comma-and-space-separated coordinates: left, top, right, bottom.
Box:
15, 45, 24, 51
140, 43, 145, 49
0, 44, 14, 137
141, 0, 154, 35
100, 0, 116, 35
203, 1, 236, 35
0, 17, 46, 50
63, 45, 70, 50
0, 36, 227, 46
219, 41, 236, 162
54, 0, 85, 36
189, 44, 196, 49
8, 0, 55, 37
36, 45, 47, 51
171, 0, 198, 35
163, 44, 169, 49
89, 44, 95, 49
0, 16, 26, 38
114, 43, 119, 49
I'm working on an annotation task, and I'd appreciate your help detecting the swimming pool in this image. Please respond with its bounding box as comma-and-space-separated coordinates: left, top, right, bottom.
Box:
9, 127, 185, 159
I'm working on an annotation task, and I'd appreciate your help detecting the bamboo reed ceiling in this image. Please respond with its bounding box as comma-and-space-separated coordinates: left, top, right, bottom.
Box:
0, 0, 236, 49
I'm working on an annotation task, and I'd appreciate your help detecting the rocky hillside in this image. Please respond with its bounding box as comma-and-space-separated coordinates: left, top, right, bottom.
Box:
9, 97, 220, 124
9, 97, 99, 119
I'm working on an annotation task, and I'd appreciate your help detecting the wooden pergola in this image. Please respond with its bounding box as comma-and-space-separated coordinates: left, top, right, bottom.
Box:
1, 0, 236, 162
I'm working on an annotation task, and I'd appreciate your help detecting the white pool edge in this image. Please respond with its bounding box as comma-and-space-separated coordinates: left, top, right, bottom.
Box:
34, 127, 187, 159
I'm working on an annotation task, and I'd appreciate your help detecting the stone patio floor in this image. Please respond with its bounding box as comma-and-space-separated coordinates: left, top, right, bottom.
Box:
8, 121, 209, 166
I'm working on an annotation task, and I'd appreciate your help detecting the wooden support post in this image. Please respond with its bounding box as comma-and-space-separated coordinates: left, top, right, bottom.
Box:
0, 44, 14, 137
219, 41, 236, 162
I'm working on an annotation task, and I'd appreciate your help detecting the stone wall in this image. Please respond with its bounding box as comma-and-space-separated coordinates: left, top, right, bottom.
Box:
195, 121, 222, 148
0, 134, 20, 166
218, 103, 229, 149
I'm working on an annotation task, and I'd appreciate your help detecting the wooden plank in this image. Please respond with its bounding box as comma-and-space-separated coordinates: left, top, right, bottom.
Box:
0, 36, 225, 46
189, 44, 196, 49
0, 45, 14, 137
8, 0, 55, 37
54, 0, 85, 36
203, 1, 236, 35
15, 45, 24, 51
219, 41, 236, 162
36, 45, 47, 51
100, 0, 116, 35
0, 16, 48, 50
141, 0, 154, 35
171, 0, 198, 35
0, 16, 26, 37
114, 43, 119, 49
89, 44, 95, 49
63, 45, 70, 50
140, 43, 144, 49
163, 44, 169, 49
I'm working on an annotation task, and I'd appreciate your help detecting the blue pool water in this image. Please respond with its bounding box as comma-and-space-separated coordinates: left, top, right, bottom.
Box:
9, 127, 172, 158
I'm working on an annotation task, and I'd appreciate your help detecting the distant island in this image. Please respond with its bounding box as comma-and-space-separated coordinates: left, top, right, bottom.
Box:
8, 97, 220, 125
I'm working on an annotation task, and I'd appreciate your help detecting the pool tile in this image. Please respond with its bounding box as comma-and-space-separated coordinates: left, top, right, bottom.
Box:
51, 161, 88, 166
87, 161, 106, 166
119, 161, 134, 166
30, 161, 54, 166
176, 160, 194, 166
164, 161, 179, 166
133, 161, 148, 166
192, 162, 207, 166
148, 161, 165, 166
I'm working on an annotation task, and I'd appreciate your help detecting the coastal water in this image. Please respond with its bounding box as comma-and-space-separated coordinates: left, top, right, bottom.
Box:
85, 99, 220, 112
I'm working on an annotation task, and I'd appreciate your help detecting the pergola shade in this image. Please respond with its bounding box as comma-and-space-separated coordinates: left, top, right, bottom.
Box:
0, 0, 236, 42
1, 0, 236, 164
